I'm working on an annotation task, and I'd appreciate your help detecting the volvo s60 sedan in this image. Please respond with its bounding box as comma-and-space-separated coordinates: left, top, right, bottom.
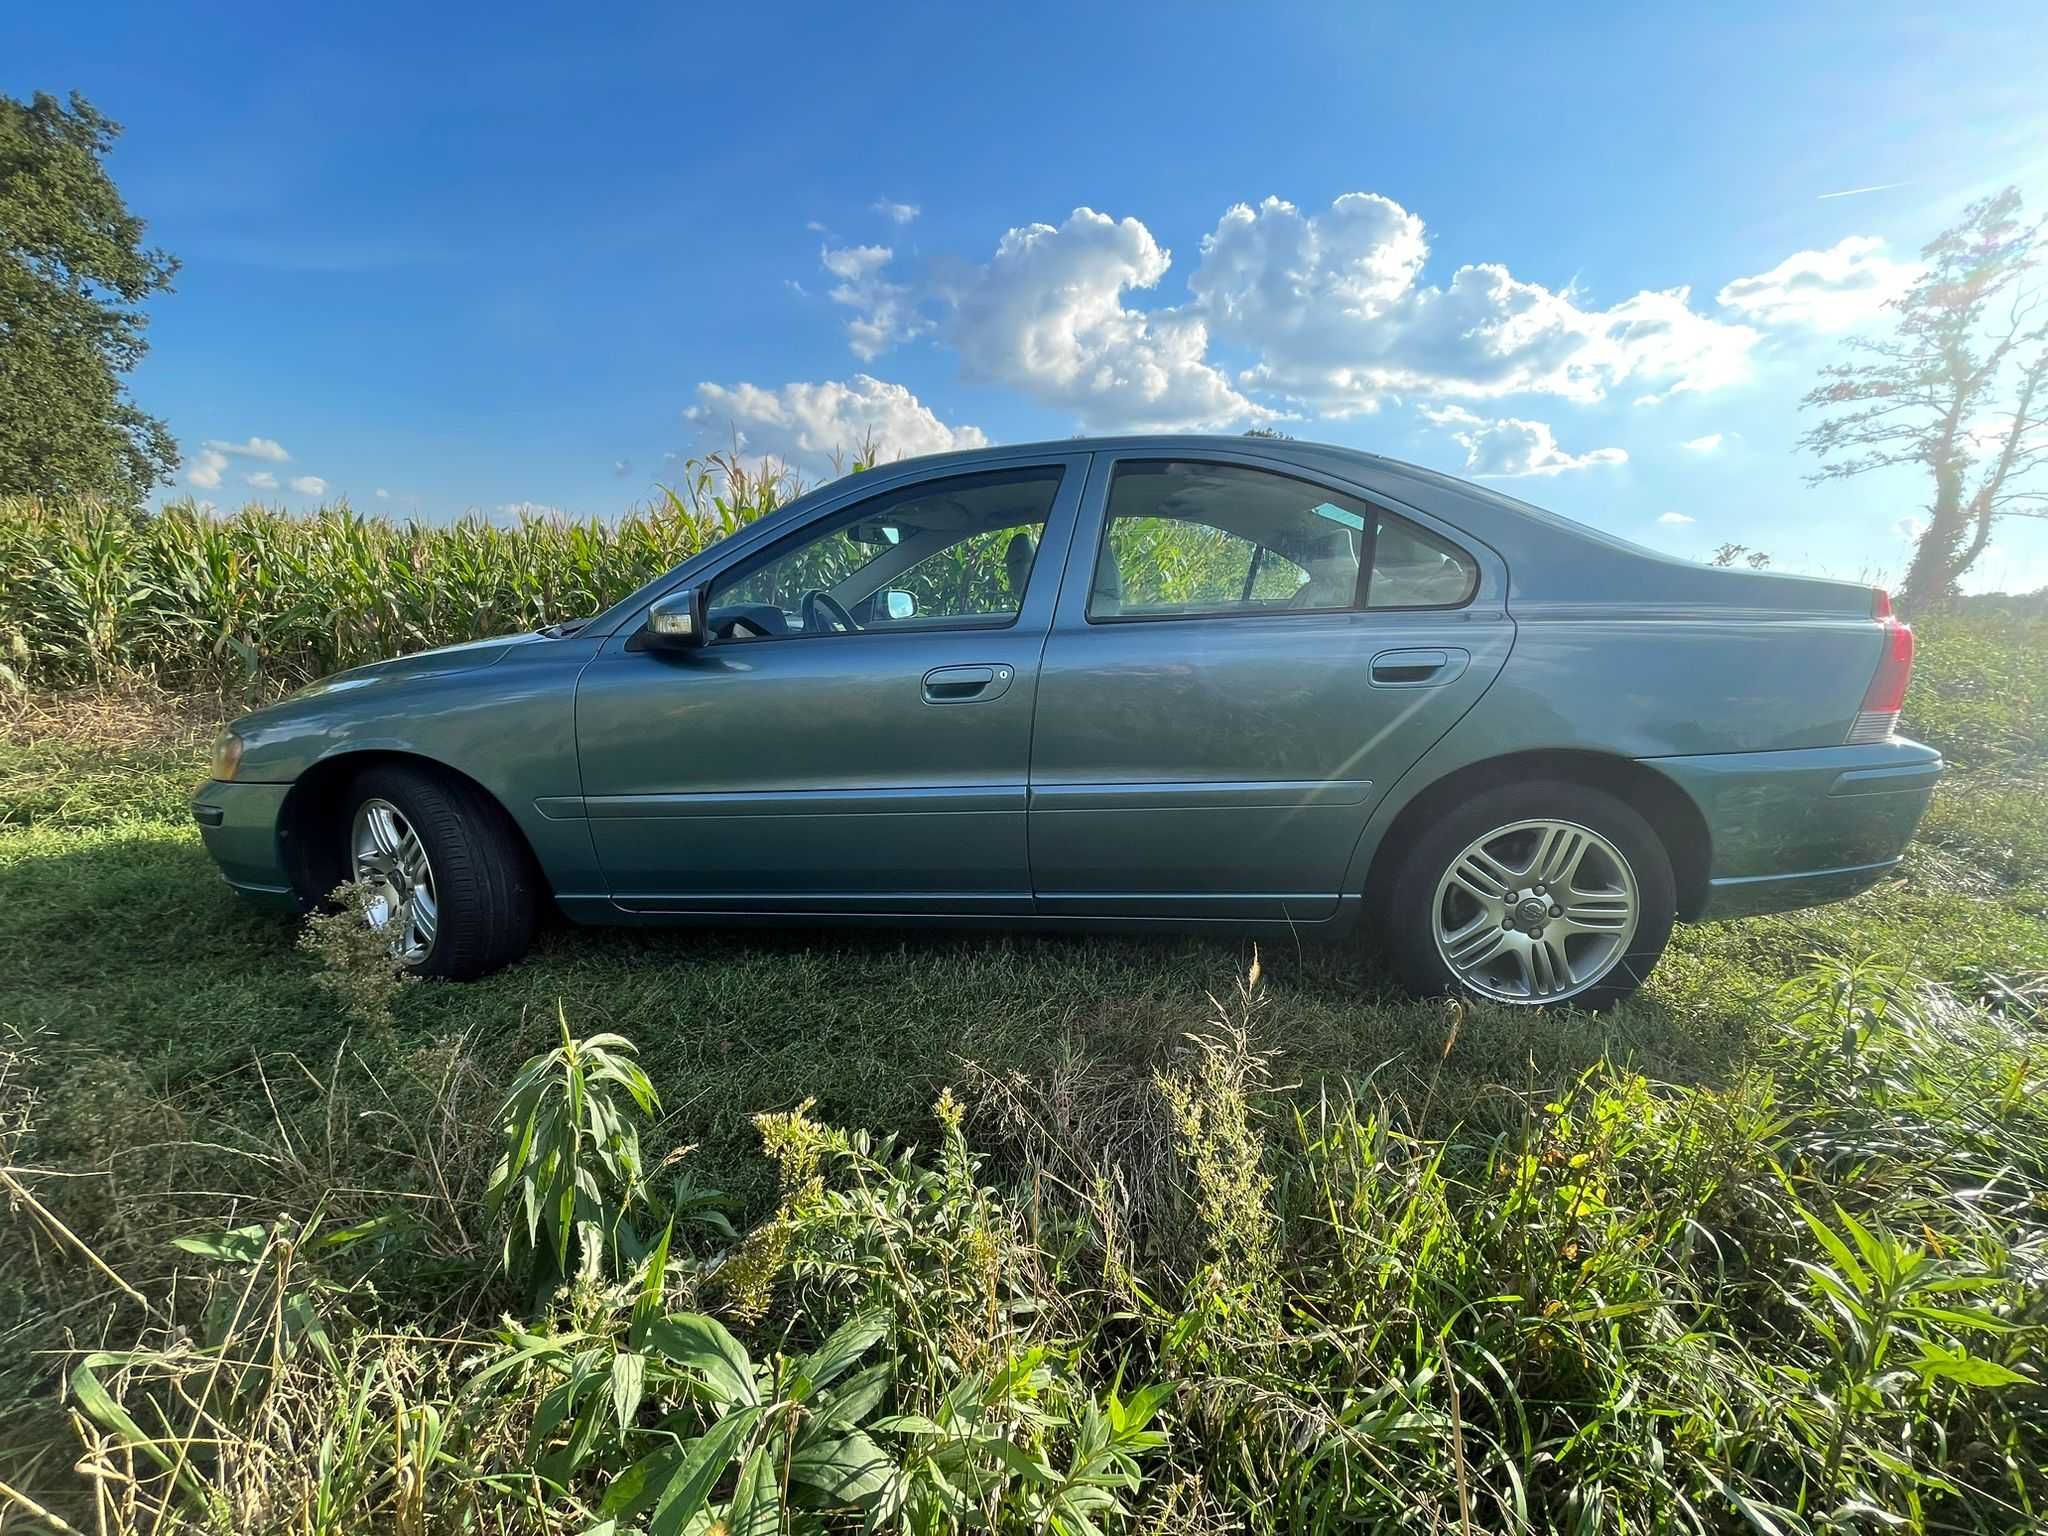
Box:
194, 437, 1941, 1009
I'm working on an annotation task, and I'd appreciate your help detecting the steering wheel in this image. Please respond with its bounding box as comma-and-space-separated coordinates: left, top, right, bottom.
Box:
801, 589, 859, 635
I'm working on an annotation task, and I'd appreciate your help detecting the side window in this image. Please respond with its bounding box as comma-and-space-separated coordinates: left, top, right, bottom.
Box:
1090, 461, 1368, 619
887, 523, 1044, 620
1088, 460, 1477, 620
708, 467, 1062, 639
1365, 515, 1477, 609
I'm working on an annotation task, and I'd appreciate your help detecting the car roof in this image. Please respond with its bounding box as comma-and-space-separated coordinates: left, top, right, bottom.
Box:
881, 434, 1873, 614
594, 433, 1872, 630
880, 433, 1552, 535
883, 432, 1402, 475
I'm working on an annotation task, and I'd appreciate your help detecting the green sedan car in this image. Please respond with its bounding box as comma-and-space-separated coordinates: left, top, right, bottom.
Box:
195, 436, 1940, 1009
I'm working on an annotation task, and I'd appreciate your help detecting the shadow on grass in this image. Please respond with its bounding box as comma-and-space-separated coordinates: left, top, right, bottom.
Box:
4, 827, 1762, 1195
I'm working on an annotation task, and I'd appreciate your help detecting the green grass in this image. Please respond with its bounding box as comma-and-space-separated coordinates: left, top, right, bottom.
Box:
2, 613, 2045, 1533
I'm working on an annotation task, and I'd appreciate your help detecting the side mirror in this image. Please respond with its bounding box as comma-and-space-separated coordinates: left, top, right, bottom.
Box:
645, 584, 709, 649
881, 589, 916, 621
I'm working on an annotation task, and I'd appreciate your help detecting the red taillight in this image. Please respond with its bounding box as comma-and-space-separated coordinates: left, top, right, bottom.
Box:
1865, 620, 1915, 711
1846, 605, 1914, 742
1871, 587, 1894, 621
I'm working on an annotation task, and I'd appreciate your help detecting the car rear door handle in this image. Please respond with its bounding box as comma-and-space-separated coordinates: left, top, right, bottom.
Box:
1369, 648, 1470, 688
922, 663, 1015, 703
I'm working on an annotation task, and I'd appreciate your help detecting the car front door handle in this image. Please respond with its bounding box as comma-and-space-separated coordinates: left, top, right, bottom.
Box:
922, 663, 1015, 703
1369, 648, 1470, 688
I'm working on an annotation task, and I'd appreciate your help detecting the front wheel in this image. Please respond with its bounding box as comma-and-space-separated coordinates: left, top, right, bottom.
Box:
344, 765, 538, 980
1379, 781, 1675, 1010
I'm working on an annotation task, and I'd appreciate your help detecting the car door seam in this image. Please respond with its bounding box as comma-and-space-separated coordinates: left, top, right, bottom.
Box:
1020, 451, 1095, 904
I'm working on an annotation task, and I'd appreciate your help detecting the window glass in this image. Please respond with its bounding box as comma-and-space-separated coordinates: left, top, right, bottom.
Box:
709, 467, 1061, 639
1366, 515, 1477, 608
1091, 462, 1368, 618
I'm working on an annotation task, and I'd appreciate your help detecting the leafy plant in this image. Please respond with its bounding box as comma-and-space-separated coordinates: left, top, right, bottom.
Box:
467, 1248, 900, 1532
877, 1350, 1173, 1534
485, 1013, 662, 1287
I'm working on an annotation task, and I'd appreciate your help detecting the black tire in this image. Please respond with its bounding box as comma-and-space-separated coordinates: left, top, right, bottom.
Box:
1377, 780, 1676, 1011
345, 765, 539, 980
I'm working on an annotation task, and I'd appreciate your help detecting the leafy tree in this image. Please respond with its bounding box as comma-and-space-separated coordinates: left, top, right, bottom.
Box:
1799, 187, 2047, 607
0, 90, 178, 503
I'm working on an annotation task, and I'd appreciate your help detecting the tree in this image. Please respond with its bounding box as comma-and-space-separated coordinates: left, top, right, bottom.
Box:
1799, 187, 2048, 608
0, 90, 178, 503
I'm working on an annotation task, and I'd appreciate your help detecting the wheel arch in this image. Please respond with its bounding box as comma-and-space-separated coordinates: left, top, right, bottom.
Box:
277, 749, 547, 903
1361, 749, 1712, 921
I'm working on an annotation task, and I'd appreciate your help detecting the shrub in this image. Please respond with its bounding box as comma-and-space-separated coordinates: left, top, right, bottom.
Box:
42, 968, 2048, 1534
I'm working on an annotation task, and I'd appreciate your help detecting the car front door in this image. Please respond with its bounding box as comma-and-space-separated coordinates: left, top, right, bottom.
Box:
575, 455, 1085, 913
1027, 451, 1512, 922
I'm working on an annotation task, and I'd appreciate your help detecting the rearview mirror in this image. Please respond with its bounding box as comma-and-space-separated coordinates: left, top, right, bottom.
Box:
645, 583, 709, 648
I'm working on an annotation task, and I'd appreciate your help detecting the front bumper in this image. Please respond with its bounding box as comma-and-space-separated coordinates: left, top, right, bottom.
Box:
1651, 738, 1944, 921
192, 780, 300, 910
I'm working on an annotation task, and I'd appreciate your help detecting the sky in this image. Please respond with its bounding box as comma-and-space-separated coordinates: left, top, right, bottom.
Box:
9, 0, 2048, 593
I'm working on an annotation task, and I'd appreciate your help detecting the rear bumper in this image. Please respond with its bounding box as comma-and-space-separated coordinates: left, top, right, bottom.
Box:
192, 780, 300, 911
1649, 738, 1943, 921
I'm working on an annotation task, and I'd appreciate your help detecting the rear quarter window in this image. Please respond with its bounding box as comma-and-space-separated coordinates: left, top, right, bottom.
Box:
1366, 515, 1477, 609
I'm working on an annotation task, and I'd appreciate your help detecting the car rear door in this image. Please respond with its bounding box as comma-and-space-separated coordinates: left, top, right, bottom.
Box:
1027, 449, 1512, 922
574, 453, 1087, 914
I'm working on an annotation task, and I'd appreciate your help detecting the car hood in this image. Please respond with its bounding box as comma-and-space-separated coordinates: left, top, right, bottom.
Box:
249, 631, 547, 715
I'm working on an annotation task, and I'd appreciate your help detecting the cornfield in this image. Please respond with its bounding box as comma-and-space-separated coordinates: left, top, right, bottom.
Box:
0, 455, 806, 692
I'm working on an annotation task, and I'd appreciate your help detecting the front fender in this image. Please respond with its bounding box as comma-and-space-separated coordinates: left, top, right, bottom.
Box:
232, 637, 607, 903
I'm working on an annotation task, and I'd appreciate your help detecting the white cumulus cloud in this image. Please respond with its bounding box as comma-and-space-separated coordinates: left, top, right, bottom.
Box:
1444, 415, 1628, 478
498, 501, 564, 518
289, 475, 326, 496
244, 470, 279, 490
1658, 511, 1696, 525
819, 243, 925, 360
687, 374, 988, 467
948, 207, 1267, 431
1716, 236, 1916, 332
204, 435, 291, 462
186, 448, 228, 489
374, 487, 391, 499
1188, 193, 1757, 415
770, 190, 1913, 437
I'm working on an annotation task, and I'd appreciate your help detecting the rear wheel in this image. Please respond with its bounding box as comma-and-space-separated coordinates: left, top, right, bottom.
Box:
343, 765, 538, 980
1379, 781, 1675, 1010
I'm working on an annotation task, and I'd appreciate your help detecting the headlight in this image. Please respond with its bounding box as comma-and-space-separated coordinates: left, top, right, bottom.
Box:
209, 732, 245, 781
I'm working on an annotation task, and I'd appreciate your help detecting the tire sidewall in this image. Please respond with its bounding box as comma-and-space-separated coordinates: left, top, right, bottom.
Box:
345, 765, 534, 980
1381, 779, 1676, 1011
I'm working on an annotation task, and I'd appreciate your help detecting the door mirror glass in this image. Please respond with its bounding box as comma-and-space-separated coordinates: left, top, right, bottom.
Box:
881, 589, 916, 620
645, 584, 709, 648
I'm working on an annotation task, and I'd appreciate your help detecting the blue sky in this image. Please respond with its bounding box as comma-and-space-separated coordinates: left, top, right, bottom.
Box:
10, 0, 2048, 591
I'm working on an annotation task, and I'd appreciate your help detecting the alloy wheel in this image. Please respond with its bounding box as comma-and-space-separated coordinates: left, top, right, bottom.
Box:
1430, 817, 1639, 1004
350, 797, 439, 966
